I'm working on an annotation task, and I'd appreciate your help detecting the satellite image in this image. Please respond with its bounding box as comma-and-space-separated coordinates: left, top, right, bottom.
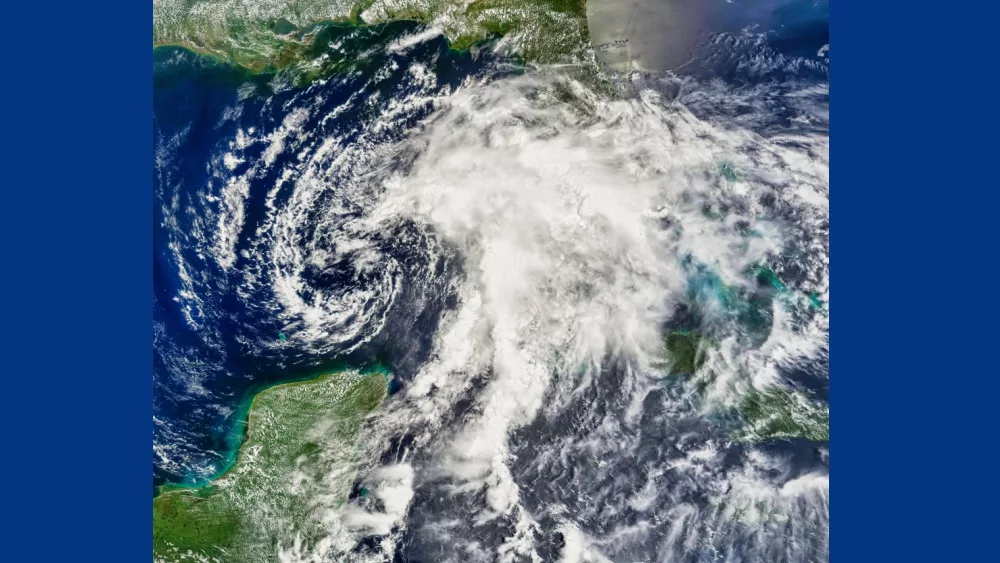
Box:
152, 1, 829, 561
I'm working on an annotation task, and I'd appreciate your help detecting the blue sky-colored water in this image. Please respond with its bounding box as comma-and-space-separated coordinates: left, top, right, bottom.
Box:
152, 9, 828, 490
152, 22, 498, 488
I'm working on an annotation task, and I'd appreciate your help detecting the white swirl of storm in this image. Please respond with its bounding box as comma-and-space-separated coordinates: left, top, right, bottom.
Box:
205, 62, 463, 357
313, 73, 831, 562
193, 58, 828, 559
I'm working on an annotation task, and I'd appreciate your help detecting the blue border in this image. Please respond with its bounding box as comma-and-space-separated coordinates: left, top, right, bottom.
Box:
3, 1, 998, 560
836, 2, 999, 561
3, 3, 151, 560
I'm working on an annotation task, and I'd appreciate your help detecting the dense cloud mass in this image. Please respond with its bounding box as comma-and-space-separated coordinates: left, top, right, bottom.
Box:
154, 15, 828, 562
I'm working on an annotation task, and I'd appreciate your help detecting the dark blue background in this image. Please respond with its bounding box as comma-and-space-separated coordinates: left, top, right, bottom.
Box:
2, 1, 998, 561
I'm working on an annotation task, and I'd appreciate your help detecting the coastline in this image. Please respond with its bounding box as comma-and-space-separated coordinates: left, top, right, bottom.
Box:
153, 1, 591, 75
153, 363, 391, 559
153, 363, 391, 499
153, 18, 513, 88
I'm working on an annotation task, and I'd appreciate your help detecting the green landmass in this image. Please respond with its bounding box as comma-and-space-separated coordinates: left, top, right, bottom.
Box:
153, 0, 591, 71
660, 329, 828, 443
664, 329, 712, 377
153, 366, 389, 562
662, 258, 828, 444
733, 387, 829, 443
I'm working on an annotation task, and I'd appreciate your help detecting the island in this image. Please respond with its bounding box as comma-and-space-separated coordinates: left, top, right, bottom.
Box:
663, 257, 829, 445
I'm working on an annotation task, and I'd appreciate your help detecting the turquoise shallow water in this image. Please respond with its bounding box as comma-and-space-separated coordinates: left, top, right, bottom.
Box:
153, 7, 828, 560
153, 21, 501, 491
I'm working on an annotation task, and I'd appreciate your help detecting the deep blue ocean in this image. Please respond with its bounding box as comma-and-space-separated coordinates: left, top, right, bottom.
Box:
153, 21, 503, 490
153, 2, 829, 500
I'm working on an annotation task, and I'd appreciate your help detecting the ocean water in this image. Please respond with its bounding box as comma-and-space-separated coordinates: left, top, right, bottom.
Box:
153, 21, 503, 490
588, 0, 828, 72
154, 6, 829, 561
